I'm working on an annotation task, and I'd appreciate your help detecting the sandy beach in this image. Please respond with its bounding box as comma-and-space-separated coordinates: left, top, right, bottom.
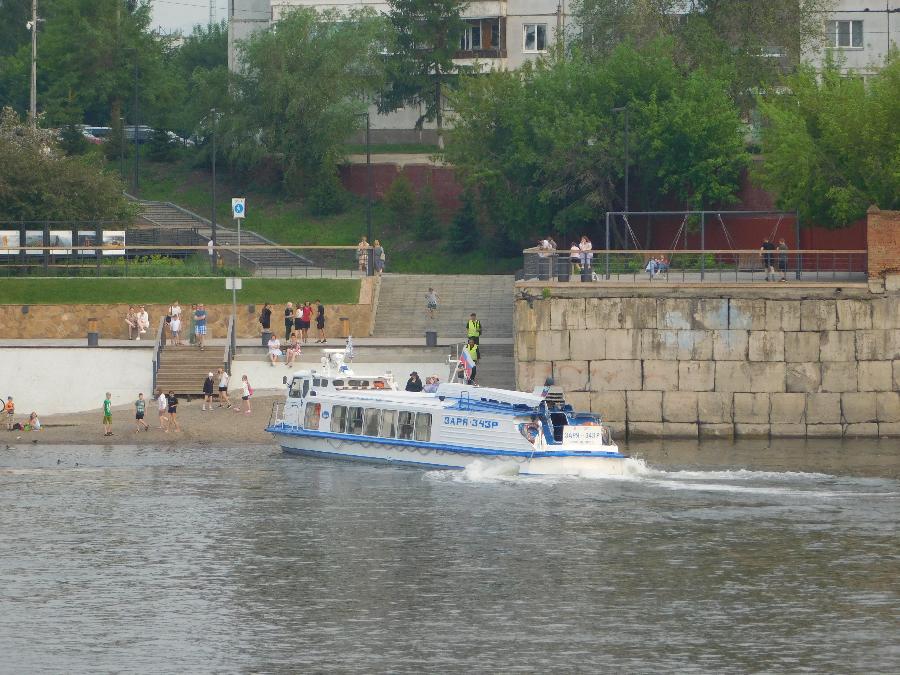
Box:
5, 393, 282, 446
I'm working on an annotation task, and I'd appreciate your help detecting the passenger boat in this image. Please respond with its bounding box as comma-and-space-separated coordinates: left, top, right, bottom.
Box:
266, 351, 627, 476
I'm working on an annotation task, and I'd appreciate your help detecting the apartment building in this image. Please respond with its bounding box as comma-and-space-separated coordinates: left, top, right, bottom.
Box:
228, 0, 569, 140
806, 0, 898, 76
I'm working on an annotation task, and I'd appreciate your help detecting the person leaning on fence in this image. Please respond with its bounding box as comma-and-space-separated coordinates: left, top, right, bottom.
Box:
760, 238, 777, 281
646, 257, 657, 279
357, 236, 369, 272
777, 239, 789, 282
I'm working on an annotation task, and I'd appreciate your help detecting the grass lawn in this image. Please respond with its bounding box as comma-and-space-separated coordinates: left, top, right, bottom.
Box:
0, 278, 361, 305
126, 156, 522, 275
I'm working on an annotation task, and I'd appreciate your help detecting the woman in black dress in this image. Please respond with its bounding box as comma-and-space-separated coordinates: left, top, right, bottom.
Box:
259, 302, 272, 334
283, 302, 294, 340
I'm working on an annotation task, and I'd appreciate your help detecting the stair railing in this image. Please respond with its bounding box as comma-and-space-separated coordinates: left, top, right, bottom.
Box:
223, 315, 235, 375
152, 316, 166, 392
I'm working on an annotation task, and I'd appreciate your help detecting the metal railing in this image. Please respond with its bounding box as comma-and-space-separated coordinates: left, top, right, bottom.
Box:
151, 316, 166, 392
521, 249, 868, 283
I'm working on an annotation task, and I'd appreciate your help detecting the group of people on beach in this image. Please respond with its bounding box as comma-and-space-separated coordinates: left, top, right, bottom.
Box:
4, 396, 41, 432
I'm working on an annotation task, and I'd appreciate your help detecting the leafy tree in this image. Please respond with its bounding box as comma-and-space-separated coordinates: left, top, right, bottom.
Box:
445, 41, 748, 241
224, 7, 388, 198
146, 127, 175, 162
58, 123, 88, 155
756, 57, 900, 228
415, 183, 440, 239
0, 107, 135, 221
380, 0, 468, 148
384, 174, 417, 229
572, 0, 833, 108
446, 189, 480, 253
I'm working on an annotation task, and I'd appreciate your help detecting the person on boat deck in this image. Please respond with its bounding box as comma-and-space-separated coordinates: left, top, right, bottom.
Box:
405, 372, 424, 392
423, 376, 440, 393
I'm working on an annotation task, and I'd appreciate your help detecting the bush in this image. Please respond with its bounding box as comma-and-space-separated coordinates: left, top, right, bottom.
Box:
307, 171, 347, 216
384, 174, 416, 229
446, 190, 480, 253
415, 184, 440, 239
58, 124, 88, 155
146, 128, 176, 162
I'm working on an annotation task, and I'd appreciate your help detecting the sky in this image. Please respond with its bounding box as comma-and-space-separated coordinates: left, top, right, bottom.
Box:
151, 0, 220, 34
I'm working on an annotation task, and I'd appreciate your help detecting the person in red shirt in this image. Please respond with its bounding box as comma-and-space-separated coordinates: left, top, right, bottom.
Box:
300, 301, 313, 343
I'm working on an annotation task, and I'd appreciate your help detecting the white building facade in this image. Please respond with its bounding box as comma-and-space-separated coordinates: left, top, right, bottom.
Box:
229, 0, 568, 141
805, 1, 898, 77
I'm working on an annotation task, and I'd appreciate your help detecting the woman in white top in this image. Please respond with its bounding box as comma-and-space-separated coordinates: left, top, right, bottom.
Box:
169, 301, 182, 320
137, 305, 150, 339
579, 235, 593, 271
268, 335, 283, 366
232, 375, 252, 414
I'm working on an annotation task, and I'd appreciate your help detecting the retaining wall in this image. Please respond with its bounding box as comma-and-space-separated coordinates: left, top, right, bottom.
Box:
514, 283, 900, 439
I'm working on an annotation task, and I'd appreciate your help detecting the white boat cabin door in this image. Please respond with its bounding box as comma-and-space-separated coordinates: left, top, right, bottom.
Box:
285, 375, 310, 426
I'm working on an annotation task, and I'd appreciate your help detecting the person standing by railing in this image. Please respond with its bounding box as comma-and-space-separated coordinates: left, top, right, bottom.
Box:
760, 238, 777, 281
777, 239, 789, 282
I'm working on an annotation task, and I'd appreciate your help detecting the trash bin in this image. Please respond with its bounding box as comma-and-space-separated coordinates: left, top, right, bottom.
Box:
340, 317, 351, 338
556, 257, 570, 282
87, 317, 99, 347
261, 329, 272, 347
425, 330, 437, 347
581, 265, 593, 282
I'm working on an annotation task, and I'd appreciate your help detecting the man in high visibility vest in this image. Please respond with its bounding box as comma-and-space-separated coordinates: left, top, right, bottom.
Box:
466, 313, 482, 345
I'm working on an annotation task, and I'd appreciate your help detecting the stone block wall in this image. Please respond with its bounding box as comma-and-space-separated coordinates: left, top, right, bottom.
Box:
515, 286, 900, 439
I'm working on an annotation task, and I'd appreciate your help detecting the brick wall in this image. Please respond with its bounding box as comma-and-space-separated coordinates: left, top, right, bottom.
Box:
867, 207, 900, 278
515, 286, 900, 439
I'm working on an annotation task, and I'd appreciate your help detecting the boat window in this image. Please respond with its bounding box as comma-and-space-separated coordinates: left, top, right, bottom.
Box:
313, 378, 322, 387
331, 405, 347, 433
398, 411, 415, 440
303, 379, 310, 398
288, 378, 304, 398
381, 410, 397, 438
304, 403, 321, 430
414, 413, 432, 442
347, 407, 364, 434
363, 408, 381, 436
332, 379, 344, 387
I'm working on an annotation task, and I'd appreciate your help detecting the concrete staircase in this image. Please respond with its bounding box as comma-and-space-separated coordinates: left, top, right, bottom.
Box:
136, 200, 313, 273
155, 345, 226, 396
372, 274, 515, 340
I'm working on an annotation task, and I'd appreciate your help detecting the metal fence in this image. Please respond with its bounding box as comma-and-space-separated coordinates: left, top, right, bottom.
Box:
521, 249, 868, 283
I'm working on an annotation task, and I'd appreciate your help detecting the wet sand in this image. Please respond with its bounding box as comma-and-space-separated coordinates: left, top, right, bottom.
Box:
6, 394, 281, 446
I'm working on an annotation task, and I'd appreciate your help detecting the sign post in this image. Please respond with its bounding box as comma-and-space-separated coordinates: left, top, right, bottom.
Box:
231, 197, 245, 269
225, 276, 242, 329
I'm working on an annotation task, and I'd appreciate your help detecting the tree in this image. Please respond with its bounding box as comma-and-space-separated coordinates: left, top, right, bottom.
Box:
756, 57, 900, 228
415, 183, 440, 239
0, 107, 135, 221
224, 7, 388, 198
380, 0, 468, 148
384, 174, 417, 229
446, 189, 479, 253
572, 0, 833, 109
445, 41, 748, 241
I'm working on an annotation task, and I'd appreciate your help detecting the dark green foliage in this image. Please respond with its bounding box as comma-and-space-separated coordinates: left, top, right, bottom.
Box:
415, 184, 440, 239
756, 57, 900, 228
58, 124, 88, 155
446, 190, 480, 253
146, 127, 175, 162
307, 171, 348, 216
384, 174, 416, 229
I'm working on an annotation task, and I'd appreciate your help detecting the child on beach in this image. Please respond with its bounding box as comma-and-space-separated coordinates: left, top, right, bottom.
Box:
102, 393, 113, 436
156, 389, 169, 431
134, 393, 150, 432
233, 375, 252, 415
167, 391, 181, 432
5, 396, 14, 430
170, 314, 181, 346
217, 369, 231, 408
202, 372, 215, 411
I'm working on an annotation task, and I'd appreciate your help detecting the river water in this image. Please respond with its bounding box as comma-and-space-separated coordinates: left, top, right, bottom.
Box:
0, 440, 897, 673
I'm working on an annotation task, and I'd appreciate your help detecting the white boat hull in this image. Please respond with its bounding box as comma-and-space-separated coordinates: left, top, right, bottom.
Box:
271, 428, 629, 477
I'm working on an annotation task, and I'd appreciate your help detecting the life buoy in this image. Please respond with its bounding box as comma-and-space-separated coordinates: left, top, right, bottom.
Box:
373, 381, 385, 389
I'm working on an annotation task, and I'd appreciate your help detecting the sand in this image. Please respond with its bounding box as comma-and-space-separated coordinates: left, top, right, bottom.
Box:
6, 393, 282, 446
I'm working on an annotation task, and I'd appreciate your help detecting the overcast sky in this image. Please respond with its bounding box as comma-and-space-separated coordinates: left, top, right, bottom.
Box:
151, 0, 219, 34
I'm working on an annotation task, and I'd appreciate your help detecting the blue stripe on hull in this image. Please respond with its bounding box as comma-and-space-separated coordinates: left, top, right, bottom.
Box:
267, 424, 626, 460
281, 444, 465, 470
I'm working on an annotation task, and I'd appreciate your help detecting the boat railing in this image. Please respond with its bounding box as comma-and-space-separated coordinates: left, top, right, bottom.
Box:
268, 401, 285, 428
447, 342, 468, 383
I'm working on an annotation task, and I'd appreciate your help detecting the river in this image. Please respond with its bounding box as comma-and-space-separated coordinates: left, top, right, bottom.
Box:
0, 440, 897, 673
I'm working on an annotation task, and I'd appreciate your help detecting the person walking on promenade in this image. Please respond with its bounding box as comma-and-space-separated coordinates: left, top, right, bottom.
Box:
464, 338, 480, 385
259, 302, 272, 335
156, 389, 169, 431
217, 368, 231, 408
166, 391, 181, 432
373, 240, 385, 275
234, 375, 252, 414
189, 304, 197, 345
134, 393, 150, 433
315, 299, 326, 343
760, 238, 777, 281
357, 236, 369, 273
5, 396, 15, 430
137, 305, 149, 340
202, 372, 216, 410
125, 306, 138, 340
194, 304, 208, 351
777, 239, 789, 282
425, 288, 440, 320
102, 392, 113, 436
466, 313, 482, 345
284, 302, 294, 341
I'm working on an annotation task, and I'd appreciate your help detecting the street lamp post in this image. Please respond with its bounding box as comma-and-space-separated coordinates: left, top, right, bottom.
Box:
133, 58, 139, 197
356, 111, 373, 276
611, 106, 629, 214
28, 0, 38, 125
210, 108, 217, 273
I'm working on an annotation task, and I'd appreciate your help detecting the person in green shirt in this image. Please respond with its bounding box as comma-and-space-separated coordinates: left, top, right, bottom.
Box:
134, 393, 150, 433
102, 393, 113, 436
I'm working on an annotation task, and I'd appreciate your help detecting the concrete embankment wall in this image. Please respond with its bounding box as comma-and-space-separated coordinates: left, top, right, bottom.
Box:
514, 284, 900, 439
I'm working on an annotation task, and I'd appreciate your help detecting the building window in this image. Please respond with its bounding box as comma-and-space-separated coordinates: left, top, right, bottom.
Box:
414, 413, 432, 442
363, 408, 381, 436
331, 405, 347, 433
827, 20, 863, 48
491, 21, 500, 49
304, 403, 321, 430
523, 24, 547, 52
460, 24, 482, 50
